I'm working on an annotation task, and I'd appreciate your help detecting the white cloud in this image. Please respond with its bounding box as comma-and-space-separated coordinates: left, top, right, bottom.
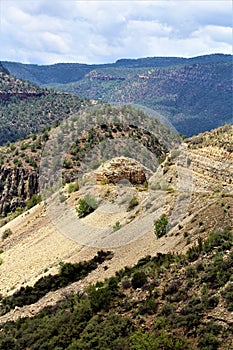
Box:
0, 0, 232, 64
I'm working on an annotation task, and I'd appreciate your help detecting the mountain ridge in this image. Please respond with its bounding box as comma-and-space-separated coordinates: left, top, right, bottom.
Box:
2, 54, 231, 137
2, 53, 232, 85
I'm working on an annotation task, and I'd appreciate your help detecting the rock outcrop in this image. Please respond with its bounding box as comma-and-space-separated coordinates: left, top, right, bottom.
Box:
95, 157, 152, 185
185, 125, 233, 185
0, 167, 38, 215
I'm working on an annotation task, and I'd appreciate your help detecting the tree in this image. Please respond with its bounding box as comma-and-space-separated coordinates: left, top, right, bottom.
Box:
131, 271, 147, 289
76, 194, 97, 218
154, 214, 168, 238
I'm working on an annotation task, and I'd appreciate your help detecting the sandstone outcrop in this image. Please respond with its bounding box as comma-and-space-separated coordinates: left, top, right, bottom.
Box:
95, 156, 152, 185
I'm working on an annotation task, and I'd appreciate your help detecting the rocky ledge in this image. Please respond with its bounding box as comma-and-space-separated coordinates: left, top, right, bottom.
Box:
95, 157, 152, 185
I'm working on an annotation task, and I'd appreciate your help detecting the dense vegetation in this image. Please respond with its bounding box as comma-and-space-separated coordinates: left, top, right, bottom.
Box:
3, 54, 232, 137
0, 68, 90, 145
0, 228, 232, 349
46, 62, 232, 136
2, 54, 231, 84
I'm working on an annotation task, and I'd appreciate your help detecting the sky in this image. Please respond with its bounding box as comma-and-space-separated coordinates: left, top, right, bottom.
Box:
0, 0, 232, 65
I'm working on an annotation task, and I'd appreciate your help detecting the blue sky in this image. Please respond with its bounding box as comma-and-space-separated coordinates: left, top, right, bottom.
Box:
0, 0, 232, 64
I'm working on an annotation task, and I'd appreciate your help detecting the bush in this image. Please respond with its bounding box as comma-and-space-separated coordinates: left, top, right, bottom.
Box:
221, 283, 233, 311
198, 332, 219, 350
76, 194, 97, 218
2, 228, 13, 240
154, 214, 168, 238
131, 271, 147, 289
127, 196, 139, 211
26, 194, 42, 209
68, 181, 79, 194
113, 221, 121, 231
59, 194, 66, 203
0, 251, 112, 315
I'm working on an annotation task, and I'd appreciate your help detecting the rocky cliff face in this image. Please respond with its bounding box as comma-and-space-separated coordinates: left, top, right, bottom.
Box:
0, 167, 38, 215
185, 125, 233, 186
189, 148, 232, 185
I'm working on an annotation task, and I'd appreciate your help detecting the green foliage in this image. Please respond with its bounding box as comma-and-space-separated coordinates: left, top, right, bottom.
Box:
10, 56, 232, 137
26, 194, 42, 209
68, 313, 132, 350
131, 271, 147, 289
59, 194, 66, 203
113, 221, 121, 231
198, 332, 219, 350
0, 69, 90, 145
1, 228, 13, 240
0, 250, 112, 316
154, 214, 168, 238
63, 158, 73, 169
76, 194, 97, 218
130, 330, 188, 350
68, 181, 79, 194
127, 196, 139, 211
221, 283, 233, 311
0, 229, 232, 349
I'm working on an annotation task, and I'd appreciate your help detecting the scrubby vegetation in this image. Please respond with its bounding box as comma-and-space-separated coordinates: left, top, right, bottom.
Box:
154, 214, 168, 238
0, 250, 113, 316
0, 68, 90, 145
0, 228, 232, 349
0, 104, 171, 218
76, 194, 98, 218
1, 228, 13, 240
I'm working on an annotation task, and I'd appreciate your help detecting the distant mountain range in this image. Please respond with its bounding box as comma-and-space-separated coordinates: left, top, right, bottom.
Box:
2, 54, 232, 137
2, 54, 232, 85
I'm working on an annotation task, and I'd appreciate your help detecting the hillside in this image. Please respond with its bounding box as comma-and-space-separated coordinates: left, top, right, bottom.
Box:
0, 104, 176, 220
0, 122, 232, 349
2, 54, 232, 85
0, 68, 90, 145
46, 61, 232, 137
2, 54, 232, 136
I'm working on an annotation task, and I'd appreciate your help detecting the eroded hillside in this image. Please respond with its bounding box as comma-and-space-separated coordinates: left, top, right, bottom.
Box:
0, 122, 232, 313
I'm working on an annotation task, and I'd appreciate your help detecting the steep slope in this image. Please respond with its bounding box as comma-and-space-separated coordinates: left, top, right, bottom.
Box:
0, 124, 232, 294
0, 104, 172, 219
0, 68, 90, 145
0, 124, 232, 349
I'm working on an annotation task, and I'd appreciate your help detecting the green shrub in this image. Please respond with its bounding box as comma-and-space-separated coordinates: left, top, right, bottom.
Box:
198, 332, 219, 350
127, 196, 139, 211
2, 228, 13, 240
154, 214, 168, 238
132, 271, 147, 289
63, 158, 73, 169
113, 221, 121, 231
76, 194, 97, 218
68, 181, 79, 193
26, 194, 42, 209
59, 194, 66, 203
221, 283, 233, 311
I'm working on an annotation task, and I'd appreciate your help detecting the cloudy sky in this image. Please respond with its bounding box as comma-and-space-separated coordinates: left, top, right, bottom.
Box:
0, 0, 232, 64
